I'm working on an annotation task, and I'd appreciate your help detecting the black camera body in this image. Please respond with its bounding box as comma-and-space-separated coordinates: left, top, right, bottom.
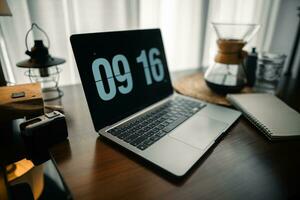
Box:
20, 111, 68, 165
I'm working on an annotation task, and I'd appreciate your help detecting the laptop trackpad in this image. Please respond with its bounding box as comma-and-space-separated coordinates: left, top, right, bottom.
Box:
169, 114, 228, 150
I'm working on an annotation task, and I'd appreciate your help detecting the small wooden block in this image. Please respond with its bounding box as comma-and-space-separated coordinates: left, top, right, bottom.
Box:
0, 83, 44, 122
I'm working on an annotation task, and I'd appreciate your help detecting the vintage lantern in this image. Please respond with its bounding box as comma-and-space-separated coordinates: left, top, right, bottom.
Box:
17, 23, 65, 101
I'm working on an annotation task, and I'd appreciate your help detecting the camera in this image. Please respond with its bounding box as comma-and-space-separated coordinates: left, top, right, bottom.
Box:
19, 111, 68, 165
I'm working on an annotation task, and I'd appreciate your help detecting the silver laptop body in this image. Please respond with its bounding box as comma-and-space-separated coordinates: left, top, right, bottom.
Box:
99, 93, 240, 176
70, 29, 241, 176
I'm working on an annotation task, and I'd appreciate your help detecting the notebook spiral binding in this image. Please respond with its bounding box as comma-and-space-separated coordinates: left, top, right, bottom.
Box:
228, 97, 273, 137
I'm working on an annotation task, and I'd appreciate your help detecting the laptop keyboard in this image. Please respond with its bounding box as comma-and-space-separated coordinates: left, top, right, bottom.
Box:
107, 96, 206, 150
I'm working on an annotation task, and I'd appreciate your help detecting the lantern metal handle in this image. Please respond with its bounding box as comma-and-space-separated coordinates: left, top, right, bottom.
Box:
25, 23, 51, 51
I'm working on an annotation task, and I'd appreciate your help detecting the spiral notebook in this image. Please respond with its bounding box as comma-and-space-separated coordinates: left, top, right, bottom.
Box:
227, 93, 300, 140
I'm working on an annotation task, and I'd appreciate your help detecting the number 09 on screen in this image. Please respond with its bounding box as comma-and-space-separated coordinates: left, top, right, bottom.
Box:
92, 47, 165, 101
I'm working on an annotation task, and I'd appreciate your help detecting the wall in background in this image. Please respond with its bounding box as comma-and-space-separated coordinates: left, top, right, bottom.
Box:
270, 0, 299, 77
0, 0, 298, 85
0, 0, 205, 85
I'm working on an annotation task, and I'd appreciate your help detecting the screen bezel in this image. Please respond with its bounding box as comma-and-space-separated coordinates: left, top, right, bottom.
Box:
70, 29, 174, 131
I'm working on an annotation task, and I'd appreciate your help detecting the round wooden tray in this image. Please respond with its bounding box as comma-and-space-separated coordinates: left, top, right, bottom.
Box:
173, 73, 253, 106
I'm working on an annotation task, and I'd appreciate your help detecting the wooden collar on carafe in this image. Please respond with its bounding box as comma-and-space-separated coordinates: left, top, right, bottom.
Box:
215, 39, 247, 65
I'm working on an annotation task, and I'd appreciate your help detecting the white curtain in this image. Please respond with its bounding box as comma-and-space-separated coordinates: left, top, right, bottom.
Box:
202, 0, 281, 68
0, 0, 280, 86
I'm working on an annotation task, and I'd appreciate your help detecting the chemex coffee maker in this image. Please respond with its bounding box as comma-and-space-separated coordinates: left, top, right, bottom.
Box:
204, 22, 259, 94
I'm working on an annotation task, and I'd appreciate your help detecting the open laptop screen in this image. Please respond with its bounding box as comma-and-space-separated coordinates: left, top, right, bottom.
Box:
70, 29, 173, 131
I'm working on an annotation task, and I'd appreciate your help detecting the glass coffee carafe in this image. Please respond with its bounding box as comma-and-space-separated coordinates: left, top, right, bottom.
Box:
204, 23, 259, 94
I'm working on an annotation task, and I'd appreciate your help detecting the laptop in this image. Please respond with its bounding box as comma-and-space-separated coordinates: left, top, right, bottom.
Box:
70, 29, 241, 176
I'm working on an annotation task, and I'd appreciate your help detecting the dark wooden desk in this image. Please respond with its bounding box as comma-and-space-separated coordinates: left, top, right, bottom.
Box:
51, 73, 300, 200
